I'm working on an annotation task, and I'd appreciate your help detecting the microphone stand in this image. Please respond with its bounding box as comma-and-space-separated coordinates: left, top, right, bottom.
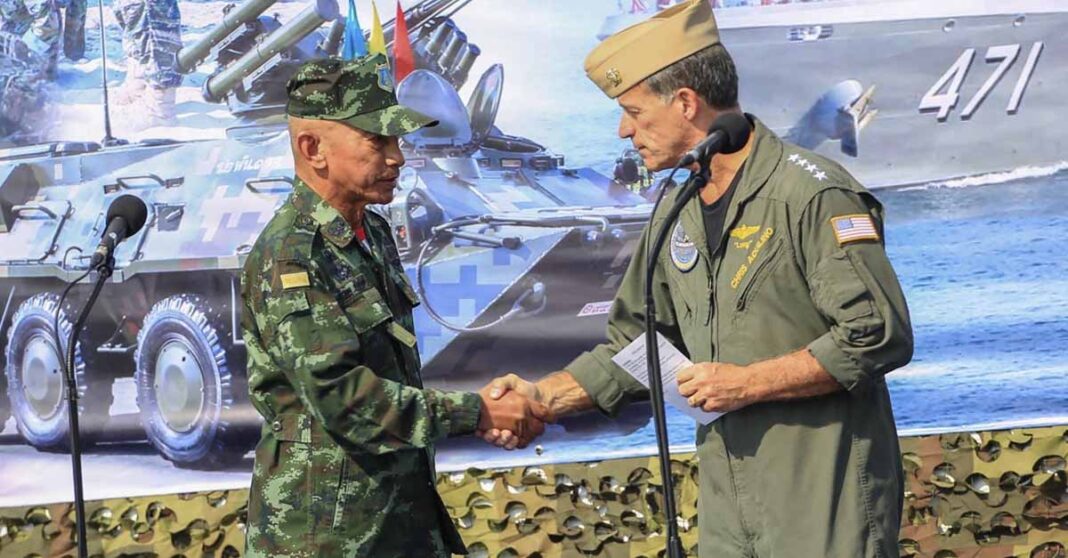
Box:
62, 256, 113, 558
643, 157, 711, 558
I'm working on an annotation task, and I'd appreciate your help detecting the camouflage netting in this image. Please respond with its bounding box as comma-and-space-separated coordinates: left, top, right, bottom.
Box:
1, 425, 1065, 557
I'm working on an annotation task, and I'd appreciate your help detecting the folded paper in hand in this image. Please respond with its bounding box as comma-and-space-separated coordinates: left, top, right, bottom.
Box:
611, 332, 723, 425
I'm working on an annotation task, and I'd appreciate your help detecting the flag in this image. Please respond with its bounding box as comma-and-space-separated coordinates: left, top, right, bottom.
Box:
368, 0, 386, 56
342, 0, 367, 60
393, 1, 415, 82
830, 214, 880, 244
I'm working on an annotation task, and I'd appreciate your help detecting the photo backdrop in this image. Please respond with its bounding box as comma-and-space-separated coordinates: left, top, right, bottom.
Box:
0, 0, 1065, 507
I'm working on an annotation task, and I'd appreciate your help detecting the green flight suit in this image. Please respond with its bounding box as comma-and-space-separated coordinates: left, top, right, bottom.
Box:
240, 179, 482, 557
567, 117, 913, 558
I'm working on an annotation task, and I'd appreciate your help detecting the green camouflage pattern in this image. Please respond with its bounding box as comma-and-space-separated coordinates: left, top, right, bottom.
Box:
111, 0, 181, 88
567, 117, 913, 556
286, 53, 436, 136
239, 178, 482, 556
1, 425, 1064, 557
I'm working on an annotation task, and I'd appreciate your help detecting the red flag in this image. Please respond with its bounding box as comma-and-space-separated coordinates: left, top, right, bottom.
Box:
393, 1, 415, 82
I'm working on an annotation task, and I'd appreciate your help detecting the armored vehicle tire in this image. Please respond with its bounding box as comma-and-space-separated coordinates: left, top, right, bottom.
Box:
4, 293, 113, 450
0, 371, 10, 430
135, 294, 253, 469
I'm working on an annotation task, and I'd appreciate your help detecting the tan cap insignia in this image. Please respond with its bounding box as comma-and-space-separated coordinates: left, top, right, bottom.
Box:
584, 0, 721, 98
605, 68, 622, 88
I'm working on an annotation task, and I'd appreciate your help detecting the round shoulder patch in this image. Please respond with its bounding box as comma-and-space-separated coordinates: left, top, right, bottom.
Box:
669, 222, 699, 273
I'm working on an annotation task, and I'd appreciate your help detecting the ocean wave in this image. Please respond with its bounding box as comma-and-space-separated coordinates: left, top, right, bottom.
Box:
901, 161, 1068, 191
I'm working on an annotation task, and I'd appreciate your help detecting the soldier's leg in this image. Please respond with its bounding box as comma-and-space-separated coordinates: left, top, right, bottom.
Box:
742, 433, 902, 557
61, 0, 83, 59
20, 0, 59, 77
136, 0, 181, 90
697, 427, 755, 558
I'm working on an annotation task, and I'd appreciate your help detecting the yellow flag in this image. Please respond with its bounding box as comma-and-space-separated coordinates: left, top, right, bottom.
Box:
368, 0, 386, 55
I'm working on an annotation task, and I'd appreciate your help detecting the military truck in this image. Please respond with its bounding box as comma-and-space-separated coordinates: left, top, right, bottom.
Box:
0, 0, 650, 468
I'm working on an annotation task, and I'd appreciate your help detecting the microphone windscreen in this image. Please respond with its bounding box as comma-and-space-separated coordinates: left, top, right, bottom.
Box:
106, 194, 149, 238
709, 112, 751, 155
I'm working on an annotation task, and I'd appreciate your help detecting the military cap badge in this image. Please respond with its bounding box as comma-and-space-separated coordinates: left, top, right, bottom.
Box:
605, 68, 622, 88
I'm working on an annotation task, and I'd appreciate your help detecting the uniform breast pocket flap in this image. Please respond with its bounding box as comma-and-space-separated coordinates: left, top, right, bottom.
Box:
342, 286, 394, 334
263, 289, 311, 338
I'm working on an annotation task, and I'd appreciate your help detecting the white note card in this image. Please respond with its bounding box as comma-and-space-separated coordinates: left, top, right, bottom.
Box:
611, 332, 723, 425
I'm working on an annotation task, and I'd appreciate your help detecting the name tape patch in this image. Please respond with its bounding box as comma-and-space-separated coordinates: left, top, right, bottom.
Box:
280, 271, 311, 290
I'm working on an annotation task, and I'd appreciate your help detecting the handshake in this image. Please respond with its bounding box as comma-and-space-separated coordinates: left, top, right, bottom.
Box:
474, 374, 550, 450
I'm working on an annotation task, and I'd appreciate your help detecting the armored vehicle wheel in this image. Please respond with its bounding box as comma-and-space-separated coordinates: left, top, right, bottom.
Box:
4, 293, 112, 449
0, 371, 10, 430
136, 294, 253, 469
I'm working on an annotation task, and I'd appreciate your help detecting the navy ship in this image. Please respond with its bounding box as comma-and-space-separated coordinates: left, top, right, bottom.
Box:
600, 0, 1067, 188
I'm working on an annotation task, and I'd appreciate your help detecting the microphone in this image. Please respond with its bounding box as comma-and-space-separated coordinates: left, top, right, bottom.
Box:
677, 111, 751, 167
90, 194, 149, 268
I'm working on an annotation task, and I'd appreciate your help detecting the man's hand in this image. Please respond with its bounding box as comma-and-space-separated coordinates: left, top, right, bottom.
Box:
478, 371, 594, 450
476, 385, 551, 450
478, 373, 544, 450
676, 362, 753, 413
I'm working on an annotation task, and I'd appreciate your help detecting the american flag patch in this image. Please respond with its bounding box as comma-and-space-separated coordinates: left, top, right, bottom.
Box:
830, 214, 880, 244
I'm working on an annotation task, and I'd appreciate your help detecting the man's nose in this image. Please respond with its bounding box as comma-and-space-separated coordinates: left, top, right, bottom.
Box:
385, 136, 405, 167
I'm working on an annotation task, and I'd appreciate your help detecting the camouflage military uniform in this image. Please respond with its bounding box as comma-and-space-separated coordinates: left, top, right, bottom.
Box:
567, 117, 913, 558
0, 0, 59, 76
240, 54, 480, 557
0, 0, 58, 141
59, 0, 84, 60
111, 0, 181, 88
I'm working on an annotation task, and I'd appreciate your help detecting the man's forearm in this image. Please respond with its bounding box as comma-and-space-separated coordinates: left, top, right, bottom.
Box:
746, 349, 842, 404
536, 371, 596, 418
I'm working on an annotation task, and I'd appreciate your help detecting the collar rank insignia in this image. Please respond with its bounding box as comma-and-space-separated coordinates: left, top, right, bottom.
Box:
669, 222, 699, 272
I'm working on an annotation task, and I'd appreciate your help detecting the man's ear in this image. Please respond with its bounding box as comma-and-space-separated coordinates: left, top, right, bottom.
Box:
296, 130, 328, 170
674, 87, 703, 122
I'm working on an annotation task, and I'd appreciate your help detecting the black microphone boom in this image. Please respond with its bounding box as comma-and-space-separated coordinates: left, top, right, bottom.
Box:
677, 111, 751, 167
90, 194, 148, 268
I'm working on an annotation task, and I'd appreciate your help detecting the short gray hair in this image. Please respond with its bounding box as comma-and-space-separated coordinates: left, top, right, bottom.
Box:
644, 44, 738, 110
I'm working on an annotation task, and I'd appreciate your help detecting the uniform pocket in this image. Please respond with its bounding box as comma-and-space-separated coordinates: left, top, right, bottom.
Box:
249, 416, 314, 542
814, 249, 875, 323
261, 289, 311, 341
734, 238, 785, 313
341, 286, 393, 334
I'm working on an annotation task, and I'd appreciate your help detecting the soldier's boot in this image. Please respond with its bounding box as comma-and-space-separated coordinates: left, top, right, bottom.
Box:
144, 85, 176, 125
112, 64, 147, 106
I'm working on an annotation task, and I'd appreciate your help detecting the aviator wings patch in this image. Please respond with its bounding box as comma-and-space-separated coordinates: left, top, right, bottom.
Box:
730, 225, 760, 241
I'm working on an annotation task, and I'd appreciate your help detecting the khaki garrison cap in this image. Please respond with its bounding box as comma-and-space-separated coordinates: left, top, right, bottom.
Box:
584, 0, 720, 98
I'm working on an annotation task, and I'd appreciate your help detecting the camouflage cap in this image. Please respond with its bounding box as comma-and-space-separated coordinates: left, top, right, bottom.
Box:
285, 53, 436, 136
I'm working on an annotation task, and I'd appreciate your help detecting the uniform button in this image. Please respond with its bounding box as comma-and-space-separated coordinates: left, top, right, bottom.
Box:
271, 421, 282, 432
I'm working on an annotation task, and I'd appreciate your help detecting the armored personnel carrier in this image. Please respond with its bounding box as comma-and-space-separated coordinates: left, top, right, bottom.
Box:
0, 0, 649, 468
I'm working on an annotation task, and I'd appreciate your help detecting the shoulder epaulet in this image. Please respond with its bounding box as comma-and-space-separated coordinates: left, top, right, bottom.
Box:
775, 147, 874, 207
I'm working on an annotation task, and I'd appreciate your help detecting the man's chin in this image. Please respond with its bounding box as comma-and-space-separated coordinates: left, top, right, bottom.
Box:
373, 191, 396, 205
644, 158, 672, 173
